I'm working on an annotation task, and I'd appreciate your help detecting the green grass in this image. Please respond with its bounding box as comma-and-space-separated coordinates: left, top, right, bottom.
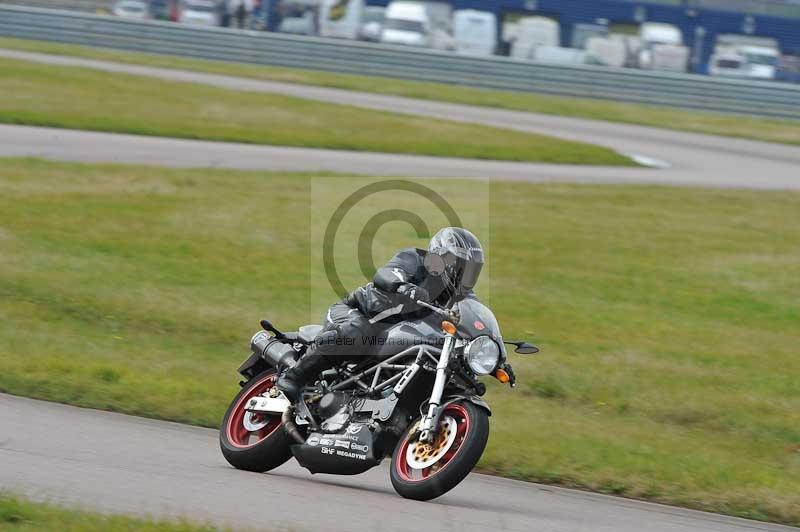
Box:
1, 159, 799, 525
0, 494, 221, 531
2, 37, 799, 145
0, 56, 631, 165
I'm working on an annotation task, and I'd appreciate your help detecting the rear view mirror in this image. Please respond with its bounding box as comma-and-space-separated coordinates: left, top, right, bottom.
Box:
504, 340, 540, 354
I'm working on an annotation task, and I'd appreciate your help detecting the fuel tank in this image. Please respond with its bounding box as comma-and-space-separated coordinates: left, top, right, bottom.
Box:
373, 318, 445, 358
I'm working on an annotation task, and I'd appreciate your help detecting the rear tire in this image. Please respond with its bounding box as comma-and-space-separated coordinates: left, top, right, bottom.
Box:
219, 371, 293, 472
390, 401, 489, 501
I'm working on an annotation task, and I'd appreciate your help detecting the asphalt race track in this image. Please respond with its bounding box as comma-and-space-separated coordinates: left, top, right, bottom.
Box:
1, 394, 797, 532
1, 49, 800, 190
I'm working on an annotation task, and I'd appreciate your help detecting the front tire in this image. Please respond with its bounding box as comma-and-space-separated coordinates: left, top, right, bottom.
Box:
390, 401, 489, 500
219, 370, 293, 472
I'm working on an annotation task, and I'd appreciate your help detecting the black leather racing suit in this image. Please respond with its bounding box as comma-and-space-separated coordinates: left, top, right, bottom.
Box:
313, 247, 474, 360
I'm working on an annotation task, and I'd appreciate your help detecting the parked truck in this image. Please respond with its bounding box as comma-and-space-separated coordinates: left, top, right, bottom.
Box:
380, 1, 453, 49
638, 22, 688, 72
510, 16, 559, 60
453, 9, 497, 56
585, 35, 627, 68
319, 0, 364, 39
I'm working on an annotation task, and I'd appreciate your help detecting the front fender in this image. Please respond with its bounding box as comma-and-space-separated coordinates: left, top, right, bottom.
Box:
442, 394, 491, 417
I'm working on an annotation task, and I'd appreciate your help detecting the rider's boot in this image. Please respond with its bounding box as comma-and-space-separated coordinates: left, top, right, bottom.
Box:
276, 350, 330, 403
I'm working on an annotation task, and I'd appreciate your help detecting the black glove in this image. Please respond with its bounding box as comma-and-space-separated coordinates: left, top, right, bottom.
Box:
396, 283, 430, 304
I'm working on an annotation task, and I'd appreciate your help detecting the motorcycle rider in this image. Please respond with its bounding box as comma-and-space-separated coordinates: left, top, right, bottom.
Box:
276, 227, 484, 403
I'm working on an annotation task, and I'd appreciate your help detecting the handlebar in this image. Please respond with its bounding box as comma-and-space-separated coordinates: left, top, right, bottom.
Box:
415, 300, 446, 314
416, 300, 459, 322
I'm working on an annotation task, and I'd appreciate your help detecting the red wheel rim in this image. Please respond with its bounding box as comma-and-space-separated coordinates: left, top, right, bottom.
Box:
225, 373, 283, 449
395, 403, 471, 482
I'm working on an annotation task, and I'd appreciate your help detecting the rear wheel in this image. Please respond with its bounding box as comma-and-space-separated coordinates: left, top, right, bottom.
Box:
390, 401, 489, 500
219, 371, 293, 472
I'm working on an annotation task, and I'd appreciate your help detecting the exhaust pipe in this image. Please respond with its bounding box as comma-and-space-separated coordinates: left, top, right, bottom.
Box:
250, 331, 298, 369
282, 406, 306, 444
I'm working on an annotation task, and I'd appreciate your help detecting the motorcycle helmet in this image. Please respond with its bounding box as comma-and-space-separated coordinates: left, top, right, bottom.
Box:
425, 227, 484, 294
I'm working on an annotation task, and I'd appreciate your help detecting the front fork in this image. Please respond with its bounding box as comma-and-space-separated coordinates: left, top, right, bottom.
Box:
418, 333, 455, 443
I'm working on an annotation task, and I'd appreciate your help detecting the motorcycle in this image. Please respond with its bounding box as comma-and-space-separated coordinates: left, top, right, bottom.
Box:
219, 297, 538, 500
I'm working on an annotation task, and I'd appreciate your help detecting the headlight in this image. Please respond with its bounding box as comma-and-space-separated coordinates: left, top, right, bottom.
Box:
464, 336, 500, 375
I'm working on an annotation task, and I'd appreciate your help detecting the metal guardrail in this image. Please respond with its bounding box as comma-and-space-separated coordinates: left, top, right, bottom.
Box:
1, 5, 799, 120
0, 0, 110, 13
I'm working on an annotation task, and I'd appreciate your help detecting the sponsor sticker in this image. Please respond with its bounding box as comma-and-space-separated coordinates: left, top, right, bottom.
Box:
319, 438, 334, 446
321, 446, 336, 455
345, 424, 364, 435
336, 450, 367, 460
306, 435, 320, 446
351, 442, 369, 453
334, 439, 351, 449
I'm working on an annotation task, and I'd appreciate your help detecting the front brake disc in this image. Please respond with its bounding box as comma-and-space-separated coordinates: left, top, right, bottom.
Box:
405, 416, 458, 469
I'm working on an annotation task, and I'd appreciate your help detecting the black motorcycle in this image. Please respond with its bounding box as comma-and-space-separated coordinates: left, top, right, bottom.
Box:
219, 298, 538, 500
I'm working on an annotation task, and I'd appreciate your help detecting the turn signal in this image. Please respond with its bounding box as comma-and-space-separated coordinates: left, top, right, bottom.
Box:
441, 321, 457, 335
494, 368, 510, 383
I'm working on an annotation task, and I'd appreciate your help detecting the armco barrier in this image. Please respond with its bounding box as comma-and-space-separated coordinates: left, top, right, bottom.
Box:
1, 5, 799, 120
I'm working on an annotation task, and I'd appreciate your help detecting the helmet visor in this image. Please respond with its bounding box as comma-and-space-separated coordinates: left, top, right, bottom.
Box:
460, 260, 483, 290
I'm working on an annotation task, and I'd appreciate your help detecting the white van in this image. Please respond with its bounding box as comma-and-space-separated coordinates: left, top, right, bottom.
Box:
180, 0, 219, 26
638, 22, 685, 70
510, 17, 559, 60
359, 6, 386, 41
708, 52, 748, 78
453, 10, 497, 56
380, 1, 430, 47
738, 46, 780, 79
710, 46, 780, 80
319, 0, 364, 40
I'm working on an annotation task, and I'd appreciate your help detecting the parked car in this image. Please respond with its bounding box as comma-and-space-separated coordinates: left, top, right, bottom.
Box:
149, 0, 173, 20
179, 0, 219, 26
276, 0, 318, 35
278, 13, 316, 34
113, 0, 150, 19
777, 54, 800, 83
359, 6, 385, 41
453, 9, 497, 57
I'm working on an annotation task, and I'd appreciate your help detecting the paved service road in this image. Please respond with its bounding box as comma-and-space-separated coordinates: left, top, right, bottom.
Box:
1, 49, 799, 190
1, 394, 797, 532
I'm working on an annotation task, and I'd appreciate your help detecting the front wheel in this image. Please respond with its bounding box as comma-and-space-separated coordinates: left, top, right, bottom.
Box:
390, 401, 489, 501
219, 370, 293, 472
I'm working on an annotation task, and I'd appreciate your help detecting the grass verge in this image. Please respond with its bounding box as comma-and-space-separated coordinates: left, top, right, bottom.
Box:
0, 158, 798, 525
1, 37, 799, 145
0, 493, 220, 531
0, 56, 630, 165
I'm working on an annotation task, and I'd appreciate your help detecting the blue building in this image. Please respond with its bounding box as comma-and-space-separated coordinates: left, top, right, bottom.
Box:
365, 0, 800, 73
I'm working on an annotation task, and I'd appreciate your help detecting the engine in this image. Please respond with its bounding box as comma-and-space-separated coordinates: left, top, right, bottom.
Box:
318, 391, 349, 420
